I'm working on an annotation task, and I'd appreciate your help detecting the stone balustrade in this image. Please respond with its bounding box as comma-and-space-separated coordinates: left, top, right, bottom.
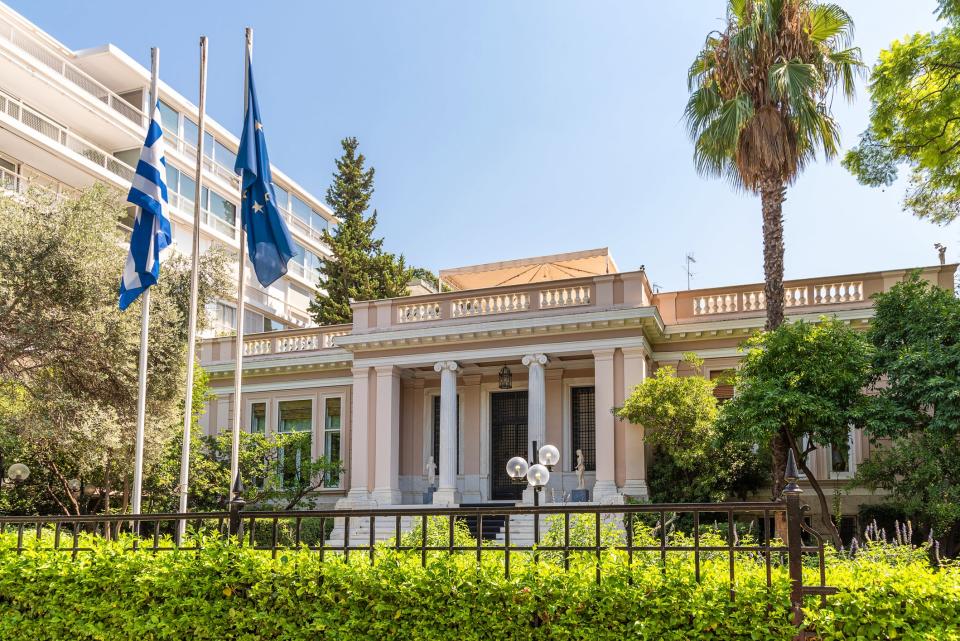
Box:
367, 271, 650, 332
686, 279, 868, 319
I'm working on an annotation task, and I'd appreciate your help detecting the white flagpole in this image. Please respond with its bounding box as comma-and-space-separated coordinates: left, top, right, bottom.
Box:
229, 27, 253, 500
176, 36, 208, 538
132, 47, 161, 517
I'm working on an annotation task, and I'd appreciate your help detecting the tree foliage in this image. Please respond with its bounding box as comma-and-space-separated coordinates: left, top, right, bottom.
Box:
309, 137, 413, 325
717, 318, 874, 544
855, 274, 960, 553
617, 355, 765, 503
0, 185, 229, 515
843, 7, 960, 224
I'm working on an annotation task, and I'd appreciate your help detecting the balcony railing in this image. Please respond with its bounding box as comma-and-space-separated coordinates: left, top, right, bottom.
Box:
241, 325, 350, 357
0, 166, 78, 200
0, 90, 135, 183
0, 14, 145, 127
691, 281, 865, 317
393, 280, 599, 326
344, 271, 651, 334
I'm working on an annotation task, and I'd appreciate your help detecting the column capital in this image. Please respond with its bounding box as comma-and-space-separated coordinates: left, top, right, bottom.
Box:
374, 364, 399, 376
592, 348, 616, 361
521, 353, 549, 367
622, 346, 647, 359
351, 366, 371, 378
433, 360, 460, 373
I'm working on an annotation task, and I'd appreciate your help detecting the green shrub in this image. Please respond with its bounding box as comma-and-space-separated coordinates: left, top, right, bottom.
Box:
0, 531, 957, 640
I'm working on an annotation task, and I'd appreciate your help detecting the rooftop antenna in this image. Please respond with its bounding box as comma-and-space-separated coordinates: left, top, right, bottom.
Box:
652, 282, 662, 294
684, 252, 696, 290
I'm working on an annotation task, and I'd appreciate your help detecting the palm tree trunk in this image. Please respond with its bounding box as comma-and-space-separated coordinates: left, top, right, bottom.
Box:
760, 177, 786, 332
760, 176, 790, 539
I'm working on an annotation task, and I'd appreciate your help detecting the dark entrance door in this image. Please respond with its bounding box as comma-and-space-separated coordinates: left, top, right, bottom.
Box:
490, 390, 528, 500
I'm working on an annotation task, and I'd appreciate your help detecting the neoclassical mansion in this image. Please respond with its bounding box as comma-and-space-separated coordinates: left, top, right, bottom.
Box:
197, 248, 956, 522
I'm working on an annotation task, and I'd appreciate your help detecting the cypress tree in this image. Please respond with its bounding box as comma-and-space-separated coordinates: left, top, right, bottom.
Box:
309, 137, 412, 325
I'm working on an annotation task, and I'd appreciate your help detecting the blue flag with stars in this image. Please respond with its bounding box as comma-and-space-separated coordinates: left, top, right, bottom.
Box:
235, 57, 295, 287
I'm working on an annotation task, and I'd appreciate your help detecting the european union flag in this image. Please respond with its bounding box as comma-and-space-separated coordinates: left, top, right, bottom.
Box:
235, 57, 295, 287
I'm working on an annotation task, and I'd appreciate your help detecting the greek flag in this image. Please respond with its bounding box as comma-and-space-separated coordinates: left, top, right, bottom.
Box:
235, 57, 295, 287
119, 99, 172, 310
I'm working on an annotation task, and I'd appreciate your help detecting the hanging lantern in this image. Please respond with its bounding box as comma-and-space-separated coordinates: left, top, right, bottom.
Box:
498, 365, 513, 389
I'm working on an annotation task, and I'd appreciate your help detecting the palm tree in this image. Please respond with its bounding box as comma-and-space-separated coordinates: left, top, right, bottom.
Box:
684, 0, 863, 500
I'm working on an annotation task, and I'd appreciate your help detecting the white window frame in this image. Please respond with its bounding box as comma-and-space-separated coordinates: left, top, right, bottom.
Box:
320, 392, 345, 488
828, 427, 858, 480
274, 396, 316, 488
245, 397, 270, 435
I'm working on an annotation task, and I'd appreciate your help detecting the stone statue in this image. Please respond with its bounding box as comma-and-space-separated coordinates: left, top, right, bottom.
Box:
935, 243, 947, 265
575, 449, 586, 490
424, 456, 437, 489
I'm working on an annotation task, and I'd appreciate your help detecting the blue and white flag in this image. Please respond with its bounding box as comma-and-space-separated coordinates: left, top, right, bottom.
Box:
119, 99, 172, 310
235, 57, 295, 287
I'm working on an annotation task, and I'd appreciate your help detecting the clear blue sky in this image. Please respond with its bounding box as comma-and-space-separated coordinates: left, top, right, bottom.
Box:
12, 0, 956, 291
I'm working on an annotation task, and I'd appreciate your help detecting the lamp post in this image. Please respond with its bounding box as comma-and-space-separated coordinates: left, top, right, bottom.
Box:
505, 441, 559, 552
1, 462, 30, 514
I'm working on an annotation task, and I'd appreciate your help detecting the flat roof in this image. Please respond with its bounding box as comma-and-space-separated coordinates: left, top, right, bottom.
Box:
440, 247, 618, 291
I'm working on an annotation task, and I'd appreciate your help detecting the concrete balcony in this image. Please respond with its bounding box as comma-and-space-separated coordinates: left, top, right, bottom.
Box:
0, 10, 145, 146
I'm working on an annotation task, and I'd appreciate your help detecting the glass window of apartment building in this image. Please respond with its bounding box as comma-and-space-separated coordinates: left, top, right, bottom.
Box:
263, 317, 285, 332
214, 140, 237, 170
182, 117, 199, 146
291, 195, 312, 224
250, 402, 266, 434
571, 386, 596, 471
158, 100, 179, 134
323, 396, 343, 485
204, 187, 237, 226
277, 399, 312, 488
273, 184, 290, 211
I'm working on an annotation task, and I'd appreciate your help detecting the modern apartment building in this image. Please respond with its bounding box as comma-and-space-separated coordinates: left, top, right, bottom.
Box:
0, 2, 332, 334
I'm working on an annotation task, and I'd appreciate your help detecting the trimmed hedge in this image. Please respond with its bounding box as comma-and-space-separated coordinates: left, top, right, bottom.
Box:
0, 532, 957, 640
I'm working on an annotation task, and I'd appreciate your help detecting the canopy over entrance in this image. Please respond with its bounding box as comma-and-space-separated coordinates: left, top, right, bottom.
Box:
440, 248, 618, 291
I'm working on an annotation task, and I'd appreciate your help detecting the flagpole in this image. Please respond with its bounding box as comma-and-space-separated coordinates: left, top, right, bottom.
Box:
176, 36, 208, 538
132, 47, 161, 517
229, 27, 253, 500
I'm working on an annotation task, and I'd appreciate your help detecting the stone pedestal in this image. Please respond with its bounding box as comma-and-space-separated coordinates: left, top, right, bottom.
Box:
422, 485, 436, 505
569, 489, 590, 502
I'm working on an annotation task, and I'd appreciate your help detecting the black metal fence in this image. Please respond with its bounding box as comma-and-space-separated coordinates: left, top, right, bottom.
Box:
0, 489, 832, 633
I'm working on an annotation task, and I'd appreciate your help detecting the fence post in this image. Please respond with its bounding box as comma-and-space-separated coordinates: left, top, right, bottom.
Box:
228, 475, 246, 539
782, 449, 804, 632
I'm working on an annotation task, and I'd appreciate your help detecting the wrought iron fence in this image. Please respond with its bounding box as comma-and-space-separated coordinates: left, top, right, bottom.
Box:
0, 458, 834, 638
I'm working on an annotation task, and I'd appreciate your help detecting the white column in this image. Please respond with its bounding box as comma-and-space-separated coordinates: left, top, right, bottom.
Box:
343, 366, 373, 507
372, 365, 402, 506
592, 349, 620, 503
522, 353, 549, 456
433, 360, 460, 505
622, 347, 649, 499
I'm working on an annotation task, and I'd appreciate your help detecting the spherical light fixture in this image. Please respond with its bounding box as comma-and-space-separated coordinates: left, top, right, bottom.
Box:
538, 444, 560, 470
506, 456, 528, 480
6, 462, 29, 483
527, 463, 549, 488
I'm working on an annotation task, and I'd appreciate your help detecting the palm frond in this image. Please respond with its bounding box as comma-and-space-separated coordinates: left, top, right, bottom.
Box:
769, 60, 821, 106
808, 3, 855, 48
827, 47, 864, 99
